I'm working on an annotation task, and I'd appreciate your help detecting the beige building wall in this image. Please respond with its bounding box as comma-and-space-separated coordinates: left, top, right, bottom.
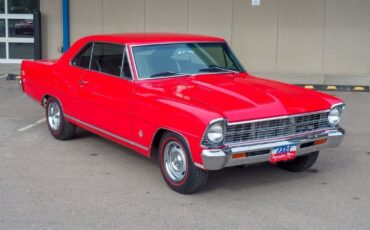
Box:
103, 0, 145, 33
69, 0, 103, 43
40, 0, 370, 78
188, 0, 232, 43
277, 0, 325, 74
40, 0, 62, 59
324, 0, 370, 76
232, 0, 278, 73
145, 0, 188, 33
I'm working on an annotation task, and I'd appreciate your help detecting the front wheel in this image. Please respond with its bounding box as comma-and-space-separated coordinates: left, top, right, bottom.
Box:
159, 132, 208, 194
277, 151, 319, 172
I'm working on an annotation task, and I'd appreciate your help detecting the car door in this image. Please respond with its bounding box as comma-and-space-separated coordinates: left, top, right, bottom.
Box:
77, 42, 134, 141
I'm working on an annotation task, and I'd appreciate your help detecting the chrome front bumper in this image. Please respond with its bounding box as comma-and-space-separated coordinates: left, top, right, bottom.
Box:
201, 128, 345, 170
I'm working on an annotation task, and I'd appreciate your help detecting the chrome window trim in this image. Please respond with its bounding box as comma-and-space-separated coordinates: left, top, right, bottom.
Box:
69, 42, 94, 70
124, 46, 134, 80
227, 109, 331, 126
88, 42, 128, 79
88, 43, 95, 69
69, 41, 134, 81
64, 114, 148, 151
135, 71, 236, 81
129, 41, 246, 81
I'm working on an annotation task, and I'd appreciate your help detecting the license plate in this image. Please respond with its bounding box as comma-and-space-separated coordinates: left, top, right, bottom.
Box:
270, 144, 297, 163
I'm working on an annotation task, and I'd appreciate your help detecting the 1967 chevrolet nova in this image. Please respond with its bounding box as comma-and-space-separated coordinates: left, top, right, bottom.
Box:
21, 33, 345, 193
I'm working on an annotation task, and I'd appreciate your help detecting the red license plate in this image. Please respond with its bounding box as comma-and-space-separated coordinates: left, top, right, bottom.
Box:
270, 144, 297, 163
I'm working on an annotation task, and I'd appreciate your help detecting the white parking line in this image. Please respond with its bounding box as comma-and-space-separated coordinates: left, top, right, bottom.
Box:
0, 74, 8, 79
17, 118, 46, 132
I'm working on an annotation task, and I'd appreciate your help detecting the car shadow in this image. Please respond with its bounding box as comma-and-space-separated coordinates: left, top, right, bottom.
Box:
74, 128, 320, 193
202, 164, 313, 193
74, 128, 159, 167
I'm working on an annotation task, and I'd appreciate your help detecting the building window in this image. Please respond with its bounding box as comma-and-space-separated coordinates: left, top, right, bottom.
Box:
8, 19, 33, 38
9, 42, 34, 59
7, 0, 39, 14
0, 0, 39, 62
0, 0, 4, 14
0, 19, 5, 37
0, 42, 5, 58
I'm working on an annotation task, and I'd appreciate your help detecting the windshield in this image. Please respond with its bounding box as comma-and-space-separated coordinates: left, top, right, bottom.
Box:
132, 42, 245, 79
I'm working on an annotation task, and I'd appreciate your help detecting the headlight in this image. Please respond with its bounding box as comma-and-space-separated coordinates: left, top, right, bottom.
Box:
328, 107, 342, 125
206, 123, 224, 143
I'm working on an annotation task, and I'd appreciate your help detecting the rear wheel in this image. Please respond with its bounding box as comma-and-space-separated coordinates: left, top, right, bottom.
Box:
277, 151, 319, 172
159, 132, 208, 194
45, 97, 76, 140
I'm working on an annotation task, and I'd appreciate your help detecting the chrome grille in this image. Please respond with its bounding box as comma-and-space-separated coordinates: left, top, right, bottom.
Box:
224, 111, 330, 144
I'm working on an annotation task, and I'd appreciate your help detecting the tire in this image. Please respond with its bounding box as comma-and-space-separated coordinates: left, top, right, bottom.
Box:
159, 132, 208, 194
45, 97, 76, 140
277, 151, 319, 172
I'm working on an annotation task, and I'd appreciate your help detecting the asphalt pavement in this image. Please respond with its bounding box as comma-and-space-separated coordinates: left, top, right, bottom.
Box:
0, 78, 369, 230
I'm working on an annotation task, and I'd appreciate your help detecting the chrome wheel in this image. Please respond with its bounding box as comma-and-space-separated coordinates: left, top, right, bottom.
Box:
163, 141, 187, 182
47, 101, 61, 131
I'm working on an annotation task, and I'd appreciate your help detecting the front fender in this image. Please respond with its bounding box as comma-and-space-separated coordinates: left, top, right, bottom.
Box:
132, 93, 221, 166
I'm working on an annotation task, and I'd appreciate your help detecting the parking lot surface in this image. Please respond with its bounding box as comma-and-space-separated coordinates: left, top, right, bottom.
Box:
0, 79, 369, 230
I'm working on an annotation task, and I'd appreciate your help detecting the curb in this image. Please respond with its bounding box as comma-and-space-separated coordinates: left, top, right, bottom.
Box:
296, 84, 369, 92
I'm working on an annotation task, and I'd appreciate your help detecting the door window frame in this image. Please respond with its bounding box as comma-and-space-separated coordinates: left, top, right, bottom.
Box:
71, 41, 133, 80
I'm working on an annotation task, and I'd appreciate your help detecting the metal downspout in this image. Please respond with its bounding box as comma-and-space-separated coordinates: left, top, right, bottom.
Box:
62, 0, 70, 52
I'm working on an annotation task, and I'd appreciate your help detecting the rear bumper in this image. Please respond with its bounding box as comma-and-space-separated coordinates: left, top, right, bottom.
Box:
201, 128, 345, 170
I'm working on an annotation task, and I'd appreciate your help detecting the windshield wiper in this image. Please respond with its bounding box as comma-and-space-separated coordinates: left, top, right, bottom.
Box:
198, 66, 239, 74
150, 71, 188, 78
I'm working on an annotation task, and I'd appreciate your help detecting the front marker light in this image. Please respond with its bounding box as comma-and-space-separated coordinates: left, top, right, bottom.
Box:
206, 123, 224, 143
328, 107, 341, 126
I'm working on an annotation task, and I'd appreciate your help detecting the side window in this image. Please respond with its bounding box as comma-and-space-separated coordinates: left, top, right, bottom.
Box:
72, 43, 93, 69
90, 43, 126, 77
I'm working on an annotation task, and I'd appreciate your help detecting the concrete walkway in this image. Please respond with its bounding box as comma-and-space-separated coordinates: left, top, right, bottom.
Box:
0, 64, 20, 78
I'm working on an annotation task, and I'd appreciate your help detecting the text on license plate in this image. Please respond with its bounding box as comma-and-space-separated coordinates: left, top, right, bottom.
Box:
270, 144, 297, 163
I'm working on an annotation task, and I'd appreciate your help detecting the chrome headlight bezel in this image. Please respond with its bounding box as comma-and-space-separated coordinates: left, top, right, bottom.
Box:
206, 122, 225, 144
328, 104, 344, 126
201, 119, 226, 147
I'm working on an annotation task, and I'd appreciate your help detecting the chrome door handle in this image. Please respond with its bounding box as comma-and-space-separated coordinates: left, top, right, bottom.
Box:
79, 79, 89, 85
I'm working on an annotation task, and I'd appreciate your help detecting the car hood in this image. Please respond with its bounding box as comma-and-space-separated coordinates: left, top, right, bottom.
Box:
137, 73, 342, 123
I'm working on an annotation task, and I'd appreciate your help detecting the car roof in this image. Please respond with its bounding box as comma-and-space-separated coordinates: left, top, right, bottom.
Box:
80, 33, 225, 45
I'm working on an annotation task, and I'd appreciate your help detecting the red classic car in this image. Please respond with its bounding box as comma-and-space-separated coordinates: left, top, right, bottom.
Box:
20, 33, 345, 193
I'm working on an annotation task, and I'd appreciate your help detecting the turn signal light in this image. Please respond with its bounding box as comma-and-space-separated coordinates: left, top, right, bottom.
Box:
314, 139, 327, 145
232, 153, 247, 159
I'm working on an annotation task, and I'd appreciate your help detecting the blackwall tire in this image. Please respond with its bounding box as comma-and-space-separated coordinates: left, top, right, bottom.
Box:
45, 97, 76, 140
159, 132, 208, 194
277, 151, 319, 172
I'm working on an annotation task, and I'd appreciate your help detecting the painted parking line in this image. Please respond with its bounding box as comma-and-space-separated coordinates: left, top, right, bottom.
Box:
0, 74, 8, 79
17, 118, 46, 132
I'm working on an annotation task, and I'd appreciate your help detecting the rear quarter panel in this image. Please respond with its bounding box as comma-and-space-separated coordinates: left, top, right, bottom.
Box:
21, 60, 57, 105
